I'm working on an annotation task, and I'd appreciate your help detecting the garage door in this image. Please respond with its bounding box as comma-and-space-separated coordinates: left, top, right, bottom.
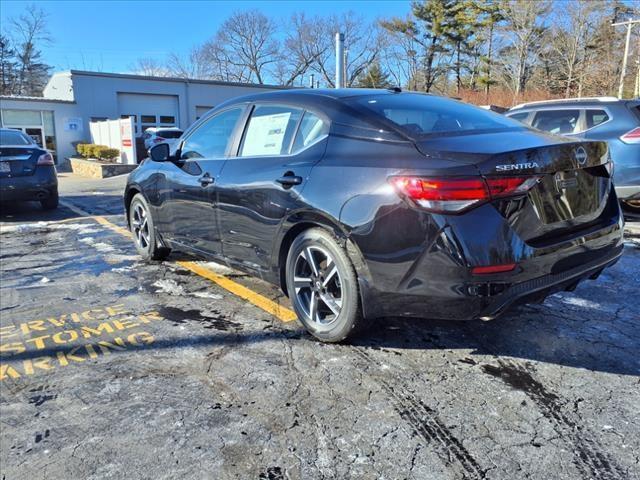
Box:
117, 93, 179, 136
196, 106, 214, 120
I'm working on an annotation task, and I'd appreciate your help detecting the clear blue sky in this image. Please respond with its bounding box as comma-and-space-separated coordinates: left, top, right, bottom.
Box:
0, 0, 411, 73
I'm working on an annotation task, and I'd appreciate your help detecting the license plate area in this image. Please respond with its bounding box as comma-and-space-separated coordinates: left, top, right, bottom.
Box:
0, 161, 10, 173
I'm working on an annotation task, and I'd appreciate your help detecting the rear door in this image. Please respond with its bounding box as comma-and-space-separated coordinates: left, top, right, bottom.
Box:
160, 107, 246, 254
216, 105, 329, 273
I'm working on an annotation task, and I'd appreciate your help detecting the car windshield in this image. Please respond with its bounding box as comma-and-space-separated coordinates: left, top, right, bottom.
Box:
348, 93, 524, 137
157, 130, 182, 139
0, 130, 32, 146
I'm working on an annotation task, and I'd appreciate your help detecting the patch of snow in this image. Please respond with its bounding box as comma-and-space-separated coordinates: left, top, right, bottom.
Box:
561, 297, 603, 310
199, 261, 235, 275
191, 291, 222, 300
40, 276, 51, 283
152, 279, 185, 296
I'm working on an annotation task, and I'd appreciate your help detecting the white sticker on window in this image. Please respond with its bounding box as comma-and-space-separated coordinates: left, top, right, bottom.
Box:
242, 112, 291, 156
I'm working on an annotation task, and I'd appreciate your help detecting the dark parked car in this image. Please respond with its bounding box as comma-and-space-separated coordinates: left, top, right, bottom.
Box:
124, 89, 624, 342
506, 97, 640, 210
0, 128, 58, 210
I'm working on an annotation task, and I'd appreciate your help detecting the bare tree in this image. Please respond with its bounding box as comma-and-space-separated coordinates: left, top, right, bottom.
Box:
130, 57, 170, 77
201, 10, 279, 84
549, 0, 602, 97
9, 4, 51, 96
166, 46, 214, 79
274, 13, 331, 86
497, 0, 550, 96
309, 12, 381, 87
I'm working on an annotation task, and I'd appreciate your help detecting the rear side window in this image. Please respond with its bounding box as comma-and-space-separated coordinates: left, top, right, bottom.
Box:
240, 105, 302, 157
586, 110, 610, 129
181, 107, 243, 159
532, 110, 580, 134
291, 111, 328, 153
0, 130, 32, 145
157, 130, 182, 139
508, 112, 530, 123
348, 93, 522, 136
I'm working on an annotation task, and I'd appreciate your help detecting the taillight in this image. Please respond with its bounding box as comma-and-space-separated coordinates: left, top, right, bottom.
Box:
620, 127, 640, 144
389, 176, 540, 213
37, 153, 54, 166
153, 137, 165, 143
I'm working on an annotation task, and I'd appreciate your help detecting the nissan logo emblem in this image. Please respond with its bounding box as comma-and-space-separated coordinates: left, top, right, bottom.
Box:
575, 146, 588, 166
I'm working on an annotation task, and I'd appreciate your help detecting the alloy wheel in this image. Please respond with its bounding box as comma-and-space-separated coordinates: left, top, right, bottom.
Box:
131, 203, 151, 250
293, 245, 343, 325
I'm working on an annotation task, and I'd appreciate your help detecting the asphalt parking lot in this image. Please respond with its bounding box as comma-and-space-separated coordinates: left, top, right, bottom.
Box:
1, 174, 639, 480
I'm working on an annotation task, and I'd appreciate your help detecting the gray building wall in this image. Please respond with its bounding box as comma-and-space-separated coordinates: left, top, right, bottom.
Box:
3, 70, 287, 163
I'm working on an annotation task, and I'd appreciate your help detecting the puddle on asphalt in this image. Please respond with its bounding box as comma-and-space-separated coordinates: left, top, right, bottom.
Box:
156, 306, 243, 332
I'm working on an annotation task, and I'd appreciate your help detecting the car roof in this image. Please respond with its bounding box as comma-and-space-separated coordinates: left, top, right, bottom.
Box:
218, 87, 407, 107
510, 97, 639, 111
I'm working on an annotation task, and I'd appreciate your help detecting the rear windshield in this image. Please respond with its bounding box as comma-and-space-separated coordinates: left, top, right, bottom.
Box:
0, 130, 32, 146
157, 130, 182, 139
348, 93, 523, 137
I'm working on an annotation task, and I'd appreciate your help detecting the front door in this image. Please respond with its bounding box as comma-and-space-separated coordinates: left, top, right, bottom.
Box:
160, 107, 245, 255
216, 105, 329, 274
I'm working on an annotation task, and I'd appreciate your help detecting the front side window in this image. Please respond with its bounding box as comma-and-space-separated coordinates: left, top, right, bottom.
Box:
532, 110, 580, 134
240, 105, 302, 157
348, 93, 523, 137
586, 110, 610, 129
181, 107, 243, 159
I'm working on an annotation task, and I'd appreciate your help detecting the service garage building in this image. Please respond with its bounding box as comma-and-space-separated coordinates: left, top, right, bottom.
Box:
0, 70, 286, 163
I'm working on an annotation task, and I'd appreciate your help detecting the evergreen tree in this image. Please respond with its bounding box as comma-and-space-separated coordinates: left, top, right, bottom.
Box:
356, 63, 393, 88
0, 35, 17, 95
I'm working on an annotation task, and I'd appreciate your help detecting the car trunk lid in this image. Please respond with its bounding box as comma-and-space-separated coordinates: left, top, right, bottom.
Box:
414, 131, 612, 242
0, 147, 40, 178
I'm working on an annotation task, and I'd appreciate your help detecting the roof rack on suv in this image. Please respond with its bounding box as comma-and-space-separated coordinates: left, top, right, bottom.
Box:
511, 96, 620, 109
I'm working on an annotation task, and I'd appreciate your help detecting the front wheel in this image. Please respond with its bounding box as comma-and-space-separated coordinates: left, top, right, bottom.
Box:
129, 193, 170, 261
285, 228, 362, 342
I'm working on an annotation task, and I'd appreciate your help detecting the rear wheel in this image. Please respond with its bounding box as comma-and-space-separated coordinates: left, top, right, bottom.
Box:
129, 193, 170, 261
286, 228, 362, 342
40, 190, 58, 210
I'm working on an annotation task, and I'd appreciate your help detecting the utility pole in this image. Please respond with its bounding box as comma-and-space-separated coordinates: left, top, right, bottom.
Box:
335, 32, 344, 89
612, 19, 640, 99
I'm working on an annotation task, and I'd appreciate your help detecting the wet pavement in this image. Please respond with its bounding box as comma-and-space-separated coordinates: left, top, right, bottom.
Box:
1, 174, 639, 480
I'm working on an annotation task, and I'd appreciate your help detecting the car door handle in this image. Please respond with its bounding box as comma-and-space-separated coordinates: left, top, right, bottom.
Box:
276, 175, 303, 187
199, 174, 214, 186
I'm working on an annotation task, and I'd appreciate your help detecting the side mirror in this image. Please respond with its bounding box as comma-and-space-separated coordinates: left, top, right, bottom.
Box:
149, 143, 170, 162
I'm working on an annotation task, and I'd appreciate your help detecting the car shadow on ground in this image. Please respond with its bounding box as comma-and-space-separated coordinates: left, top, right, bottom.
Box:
0, 194, 124, 223
4, 305, 637, 377
350, 308, 639, 377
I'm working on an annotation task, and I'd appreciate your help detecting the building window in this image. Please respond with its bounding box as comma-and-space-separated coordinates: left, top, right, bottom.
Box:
0, 109, 57, 159
141, 115, 156, 123
159, 115, 175, 124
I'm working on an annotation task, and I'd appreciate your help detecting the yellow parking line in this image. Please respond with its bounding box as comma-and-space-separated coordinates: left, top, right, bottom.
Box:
176, 261, 297, 322
92, 215, 297, 323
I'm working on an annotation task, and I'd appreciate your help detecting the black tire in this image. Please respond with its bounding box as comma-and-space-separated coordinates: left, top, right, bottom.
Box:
40, 190, 58, 210
129, 193, 170, 261
285, 227, 362, 342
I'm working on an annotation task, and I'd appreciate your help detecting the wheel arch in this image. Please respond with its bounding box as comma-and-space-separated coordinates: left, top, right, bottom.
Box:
123, 185, 142, 227
275, 211, 372, 301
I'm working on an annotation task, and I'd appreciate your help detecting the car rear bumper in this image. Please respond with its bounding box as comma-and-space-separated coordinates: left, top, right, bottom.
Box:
0, 168, 57, 202
352, 194, 625, 321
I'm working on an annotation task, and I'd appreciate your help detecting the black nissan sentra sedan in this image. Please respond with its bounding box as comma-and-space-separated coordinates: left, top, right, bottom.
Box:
0, 128, 58, 210
124, 89, 624, 342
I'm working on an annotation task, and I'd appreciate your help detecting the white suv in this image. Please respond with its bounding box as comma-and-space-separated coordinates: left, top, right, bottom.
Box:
142, 127, 183, 150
